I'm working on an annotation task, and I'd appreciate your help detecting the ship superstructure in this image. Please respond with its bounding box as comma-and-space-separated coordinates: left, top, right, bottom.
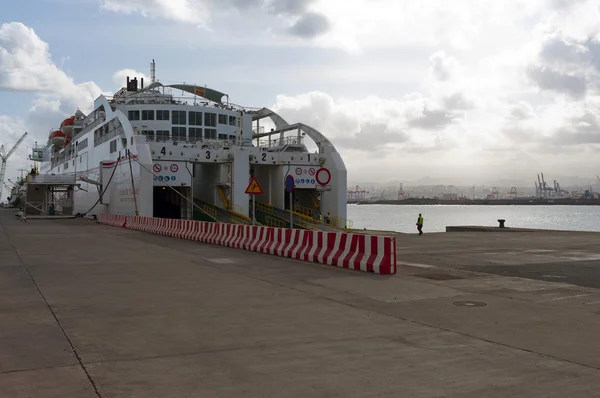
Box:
28, 61, 348, 226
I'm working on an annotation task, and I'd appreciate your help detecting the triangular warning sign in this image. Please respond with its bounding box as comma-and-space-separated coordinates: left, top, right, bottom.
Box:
245, 177, 263, 195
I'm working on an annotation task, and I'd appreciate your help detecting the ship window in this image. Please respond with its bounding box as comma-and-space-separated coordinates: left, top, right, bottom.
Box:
172, 127, 187, 141
77, 138, 88, 150
142, 110, 155, 120
228, 116, 236, 126
218, 134, 227, 140
156, 130, 169, 142
141, 130, 154, 141
157, 110, 170, 120
110, 139, 117, 154
205, 128, 217, 140
218, 114, 227, 124
189, 127, 202, 142
204, 112, 216, 127
128, 110, 140, 121
189, 111, 203, 126
172, 111, 186, 125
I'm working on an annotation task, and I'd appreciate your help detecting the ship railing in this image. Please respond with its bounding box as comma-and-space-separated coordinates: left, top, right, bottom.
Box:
77, 116, 106, 141
293, 203, 313, 218
146, 138, 237, 149
330, 215, 353, 230
202, 205, 218, 220
94, 127, 118, 147
258, 136, 304, 148
265, 216, 287, 228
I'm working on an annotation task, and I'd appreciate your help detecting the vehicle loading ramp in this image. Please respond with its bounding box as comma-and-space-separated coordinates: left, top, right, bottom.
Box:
194, 197, 253, 225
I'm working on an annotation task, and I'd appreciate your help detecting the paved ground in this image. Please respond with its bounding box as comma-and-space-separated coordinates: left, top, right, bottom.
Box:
2, 209, 600, 397
394, 230, 600, 288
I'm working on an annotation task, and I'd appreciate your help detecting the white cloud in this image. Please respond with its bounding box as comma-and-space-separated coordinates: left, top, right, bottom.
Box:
100, 0, 211, 27
3, 0, 600, 189
429, 52, 459, 82
271, 91, 466, 154
0, 22, 102, 109
99, 0, 331, 38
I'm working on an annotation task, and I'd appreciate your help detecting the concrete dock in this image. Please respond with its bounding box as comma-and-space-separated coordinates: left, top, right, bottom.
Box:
2, 209, 600, 397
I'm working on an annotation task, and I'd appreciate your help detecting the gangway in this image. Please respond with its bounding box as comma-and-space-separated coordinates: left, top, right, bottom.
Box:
23, 173, 78, 217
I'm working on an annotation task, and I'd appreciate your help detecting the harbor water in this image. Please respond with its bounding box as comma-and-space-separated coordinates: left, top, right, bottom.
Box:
347, 204, 600, 233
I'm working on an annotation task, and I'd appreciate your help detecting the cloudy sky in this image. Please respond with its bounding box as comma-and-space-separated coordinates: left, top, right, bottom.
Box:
2, 0, 600, 200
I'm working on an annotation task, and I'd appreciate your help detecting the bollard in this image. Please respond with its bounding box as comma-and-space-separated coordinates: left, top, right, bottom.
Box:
497, 219, 505, 228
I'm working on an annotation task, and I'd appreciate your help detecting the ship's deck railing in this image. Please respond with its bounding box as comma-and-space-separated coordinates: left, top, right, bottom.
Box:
145, 137, 238, 150
265, 216, 287, 228
94, 125, 118, 147
258, 136, 304, 148
74, 116, 106, 142
293, 203, 313, 218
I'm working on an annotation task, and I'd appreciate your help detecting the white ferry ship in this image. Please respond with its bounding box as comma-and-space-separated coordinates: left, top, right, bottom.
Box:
28, 61, 348, 227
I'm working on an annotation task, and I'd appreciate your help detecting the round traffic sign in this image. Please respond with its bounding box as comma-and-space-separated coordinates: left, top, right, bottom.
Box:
309, 168, 316, 176
153, 164, 161, 173
285, 175, 295, 192
295, 167, 302, 175
170, 164, 179, 173
316, 167, 331, 186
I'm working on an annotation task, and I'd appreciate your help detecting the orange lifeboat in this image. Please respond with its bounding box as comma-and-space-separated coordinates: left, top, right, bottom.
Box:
49, 130, 66, 147
60, 116, 75, 136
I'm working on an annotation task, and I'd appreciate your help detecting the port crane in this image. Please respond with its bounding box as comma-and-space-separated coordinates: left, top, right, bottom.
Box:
0, 133, 28, 202
536, 173, 555, 198
397, 183, 405, 200
347, 185, 369, 201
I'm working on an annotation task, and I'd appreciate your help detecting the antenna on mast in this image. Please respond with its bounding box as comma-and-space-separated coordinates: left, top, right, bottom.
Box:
150, 59, 156, 83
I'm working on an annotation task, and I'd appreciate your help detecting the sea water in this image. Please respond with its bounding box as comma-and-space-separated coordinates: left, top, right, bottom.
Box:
347, 204, 600, 233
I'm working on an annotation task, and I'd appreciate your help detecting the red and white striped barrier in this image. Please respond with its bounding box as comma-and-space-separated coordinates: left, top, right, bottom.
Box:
99, 213, 127, 228
98, 213, 396, 274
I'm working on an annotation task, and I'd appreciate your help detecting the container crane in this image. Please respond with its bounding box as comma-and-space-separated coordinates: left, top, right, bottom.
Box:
0, 132, 28, 202
398, 183, 405, 200
347, 185, 369, 201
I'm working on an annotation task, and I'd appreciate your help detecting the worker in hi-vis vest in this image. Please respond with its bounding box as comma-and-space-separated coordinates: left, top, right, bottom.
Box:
416, 213, 424, 235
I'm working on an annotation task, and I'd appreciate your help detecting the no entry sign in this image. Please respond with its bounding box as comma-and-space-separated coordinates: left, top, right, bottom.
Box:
316, 167, 331, 186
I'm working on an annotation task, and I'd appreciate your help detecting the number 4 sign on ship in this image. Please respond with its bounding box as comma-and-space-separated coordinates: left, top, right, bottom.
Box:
245, 177, 263, 195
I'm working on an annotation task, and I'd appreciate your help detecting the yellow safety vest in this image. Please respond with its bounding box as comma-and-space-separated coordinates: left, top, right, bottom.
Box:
418, 216, 424, 224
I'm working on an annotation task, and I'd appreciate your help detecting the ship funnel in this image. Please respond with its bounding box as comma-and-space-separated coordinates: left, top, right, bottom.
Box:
150, 59, 156, 83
